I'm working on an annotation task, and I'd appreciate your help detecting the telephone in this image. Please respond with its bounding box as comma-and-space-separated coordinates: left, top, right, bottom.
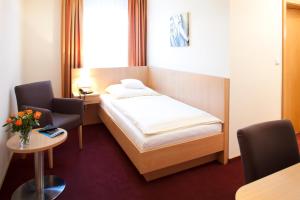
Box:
79, 87, 93, 95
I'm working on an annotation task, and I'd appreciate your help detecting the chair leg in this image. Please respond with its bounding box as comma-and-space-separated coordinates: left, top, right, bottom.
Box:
79, 125, 83, 150
48, 148, 53, 169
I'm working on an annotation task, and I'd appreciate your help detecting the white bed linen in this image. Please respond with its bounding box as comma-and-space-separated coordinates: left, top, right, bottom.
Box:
101, 94, 222, 152
111, 95, 222, 135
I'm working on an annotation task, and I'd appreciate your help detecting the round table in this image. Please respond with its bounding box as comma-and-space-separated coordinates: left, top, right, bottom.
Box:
6, 128, 67, 200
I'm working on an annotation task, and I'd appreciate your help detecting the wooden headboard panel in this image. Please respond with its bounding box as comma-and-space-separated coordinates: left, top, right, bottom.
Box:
72, 66, 148, 94
148, 67, 229, 121
72, 66, 229, 121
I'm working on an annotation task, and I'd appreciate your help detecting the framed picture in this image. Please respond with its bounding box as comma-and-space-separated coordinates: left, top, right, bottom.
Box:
170, 12, 189, 47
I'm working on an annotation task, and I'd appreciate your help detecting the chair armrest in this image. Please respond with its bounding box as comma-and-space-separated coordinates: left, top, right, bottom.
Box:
52, 98, 84, 118
21, 105, 53, 127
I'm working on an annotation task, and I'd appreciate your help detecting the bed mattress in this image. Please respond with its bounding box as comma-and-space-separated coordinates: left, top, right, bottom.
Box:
100, 94, 222, 152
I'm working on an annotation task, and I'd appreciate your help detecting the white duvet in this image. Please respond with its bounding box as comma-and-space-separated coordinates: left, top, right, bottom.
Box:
111, 95, 222, 135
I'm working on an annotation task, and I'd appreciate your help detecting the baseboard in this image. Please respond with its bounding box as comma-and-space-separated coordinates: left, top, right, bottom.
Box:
229, 155, 241, 161
0, 152, 13, 189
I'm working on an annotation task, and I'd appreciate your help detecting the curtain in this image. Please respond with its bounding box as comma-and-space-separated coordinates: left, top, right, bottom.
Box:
61, 0, 83, 98
128, 0, 147, 66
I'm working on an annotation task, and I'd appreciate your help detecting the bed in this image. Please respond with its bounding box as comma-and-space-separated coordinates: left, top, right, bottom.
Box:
72, 66, 229, 181
101, 93, 223, 152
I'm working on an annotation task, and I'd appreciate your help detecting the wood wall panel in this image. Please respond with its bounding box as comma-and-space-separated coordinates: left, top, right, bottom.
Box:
72, 66, 148, 94
287, 0, 300, 6
283, 8, 300, 133
148, 67, 229, 121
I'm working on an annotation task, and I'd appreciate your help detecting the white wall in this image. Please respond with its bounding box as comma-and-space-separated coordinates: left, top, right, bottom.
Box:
147, 0, 229, 78
229, 0, 282, 158
0, 0, 61, 188
22, 0, 61, 97
148, 0, 283, 158
0, 0, 23, 187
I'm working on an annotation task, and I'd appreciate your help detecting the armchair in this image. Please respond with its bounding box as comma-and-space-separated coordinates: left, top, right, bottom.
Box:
237, 120, 300, 183
15, 80, 84, 168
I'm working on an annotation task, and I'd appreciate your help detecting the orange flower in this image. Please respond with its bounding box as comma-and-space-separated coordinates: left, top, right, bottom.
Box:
18, 112, 25, 117
6, 118, 12, 124
25, 109, 33, 114
15, 119, 22, 126
34, 111, 42, 120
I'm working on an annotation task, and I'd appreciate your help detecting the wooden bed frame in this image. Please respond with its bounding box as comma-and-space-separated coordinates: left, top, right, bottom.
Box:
72, 66, 229, 181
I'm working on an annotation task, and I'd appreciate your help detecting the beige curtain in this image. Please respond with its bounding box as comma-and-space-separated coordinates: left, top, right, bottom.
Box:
61, 0, 83, 97
128, 0, 147, 66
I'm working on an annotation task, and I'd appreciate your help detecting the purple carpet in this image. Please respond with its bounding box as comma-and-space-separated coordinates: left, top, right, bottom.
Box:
1, 124, 244, 200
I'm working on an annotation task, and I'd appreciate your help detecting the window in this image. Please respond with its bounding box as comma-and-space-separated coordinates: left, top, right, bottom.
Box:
83, 0, 128, 68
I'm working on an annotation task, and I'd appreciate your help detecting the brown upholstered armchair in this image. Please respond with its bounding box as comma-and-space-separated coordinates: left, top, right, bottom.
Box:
15, 80, 84, 168
237, 120, 300, 184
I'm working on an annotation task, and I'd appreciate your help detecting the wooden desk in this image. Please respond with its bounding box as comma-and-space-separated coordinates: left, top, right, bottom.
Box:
236, 163, 300, 200
7, 129, 67, 200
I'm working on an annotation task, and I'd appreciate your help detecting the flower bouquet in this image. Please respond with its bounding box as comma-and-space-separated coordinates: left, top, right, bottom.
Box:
3, 110, 42, 148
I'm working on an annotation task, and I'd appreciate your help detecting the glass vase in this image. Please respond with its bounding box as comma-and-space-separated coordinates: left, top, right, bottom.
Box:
19, 129, 32, 148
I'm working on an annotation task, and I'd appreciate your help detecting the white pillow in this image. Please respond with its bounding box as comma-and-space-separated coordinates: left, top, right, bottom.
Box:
121, 79, 146, 89
105, 84, 159, 99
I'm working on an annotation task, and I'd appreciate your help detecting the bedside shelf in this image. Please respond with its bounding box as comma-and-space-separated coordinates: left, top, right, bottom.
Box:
72, 92, 101, 126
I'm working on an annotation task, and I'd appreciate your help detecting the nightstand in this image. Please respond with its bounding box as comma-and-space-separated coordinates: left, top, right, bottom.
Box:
72, 92, 101, 125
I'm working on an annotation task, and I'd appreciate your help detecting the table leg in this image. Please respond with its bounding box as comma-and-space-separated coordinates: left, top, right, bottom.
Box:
11, 151, 66, 200
34, 152, 44, 195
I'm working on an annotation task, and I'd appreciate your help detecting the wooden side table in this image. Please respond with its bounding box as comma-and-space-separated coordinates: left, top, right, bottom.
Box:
6, 129, 67, 200
72, 92, 101, 125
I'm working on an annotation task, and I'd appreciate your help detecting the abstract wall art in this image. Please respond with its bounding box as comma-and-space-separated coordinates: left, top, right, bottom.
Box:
170, 12, 189, 47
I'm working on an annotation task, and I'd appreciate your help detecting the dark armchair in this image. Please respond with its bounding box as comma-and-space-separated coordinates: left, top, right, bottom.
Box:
237, 120, 300, 184
15, 80, 84, 168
